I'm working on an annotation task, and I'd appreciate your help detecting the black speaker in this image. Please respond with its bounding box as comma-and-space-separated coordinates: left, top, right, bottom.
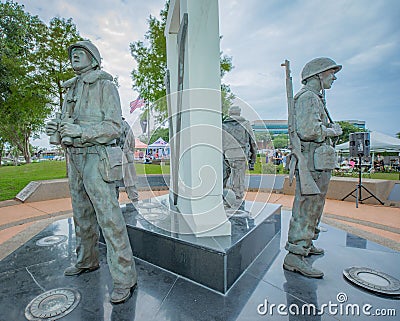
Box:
349, 132, 370, 157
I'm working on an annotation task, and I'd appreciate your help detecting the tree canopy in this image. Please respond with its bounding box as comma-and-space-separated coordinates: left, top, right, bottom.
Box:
0, 0, 50, 162
39, 17, 83, 110
272, 134, 289, 149
0, 1, 82, 163
130, 0, 234, 123
149, 127, 169, 145
336, 121, 366, 145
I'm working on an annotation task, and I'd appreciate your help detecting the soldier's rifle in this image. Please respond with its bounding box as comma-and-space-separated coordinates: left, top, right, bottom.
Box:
281, 60, 320, 195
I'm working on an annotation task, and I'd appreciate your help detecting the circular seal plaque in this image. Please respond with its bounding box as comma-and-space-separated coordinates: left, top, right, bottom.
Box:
343, 266, 400, 297
25, 288, 80, 320
36, 235, 67, 247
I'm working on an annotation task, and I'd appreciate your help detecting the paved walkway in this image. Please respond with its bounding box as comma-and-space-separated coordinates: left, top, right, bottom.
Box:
0, 190, 399, 260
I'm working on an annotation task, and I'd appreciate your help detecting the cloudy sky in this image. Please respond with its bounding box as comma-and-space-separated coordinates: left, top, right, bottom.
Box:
18, 0, 400, 147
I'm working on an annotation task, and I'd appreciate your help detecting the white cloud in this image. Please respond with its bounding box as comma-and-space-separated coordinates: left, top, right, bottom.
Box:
346, 42, 397, 66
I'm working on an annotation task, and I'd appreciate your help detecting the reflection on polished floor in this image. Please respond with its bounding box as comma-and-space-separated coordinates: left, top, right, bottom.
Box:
0, 207, 399, 320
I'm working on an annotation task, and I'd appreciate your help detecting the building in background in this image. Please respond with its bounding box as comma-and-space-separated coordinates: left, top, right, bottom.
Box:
251, 119, 366, 136
252, 120, 287, 136
344, 120, 366, 130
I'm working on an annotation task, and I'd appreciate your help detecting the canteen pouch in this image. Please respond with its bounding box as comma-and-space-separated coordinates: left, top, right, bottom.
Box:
314, 145, 336, 171
98, 146, 125, 182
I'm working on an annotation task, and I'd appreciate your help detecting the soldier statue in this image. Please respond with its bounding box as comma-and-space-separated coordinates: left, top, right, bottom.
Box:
283, 58, 343, 278
116, 117, 139, 208
46, 40, 137, 303
222, 106, 257, 210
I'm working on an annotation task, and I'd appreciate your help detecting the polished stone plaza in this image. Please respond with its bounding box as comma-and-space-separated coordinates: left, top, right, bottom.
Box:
1, 204, 399, 320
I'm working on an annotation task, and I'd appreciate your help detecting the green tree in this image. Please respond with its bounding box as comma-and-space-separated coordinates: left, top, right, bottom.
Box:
220, 48, 235, 117
38, 17, 83, 111
149, 127, 169, 144
254, 132, 273, 150
0, 0, 50, 163
130, 3, 168, 122
396, 132, 400, 139
0, 2, 83, 163
221, 83, 235, 119
130, 0, 234, 123
272, 134, 289, 149
336, 121, 366, 145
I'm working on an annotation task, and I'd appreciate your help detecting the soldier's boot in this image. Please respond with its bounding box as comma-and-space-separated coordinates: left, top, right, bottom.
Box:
110, 283, 137, 304
308, 243, 325, 256
126, 188, 139, 204
125, 189, 139, 211
283, 253, 324, 278
64, 265, 99, 276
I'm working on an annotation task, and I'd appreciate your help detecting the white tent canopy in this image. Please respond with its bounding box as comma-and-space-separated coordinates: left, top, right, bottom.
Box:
147, 137, 170, 158
336, 131, 400, 153
148, 137, 168, 148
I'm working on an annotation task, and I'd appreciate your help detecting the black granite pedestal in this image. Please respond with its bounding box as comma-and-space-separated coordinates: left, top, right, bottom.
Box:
121, 196, 281, 294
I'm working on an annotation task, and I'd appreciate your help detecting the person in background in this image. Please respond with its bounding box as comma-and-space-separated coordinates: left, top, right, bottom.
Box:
282, 152, 288, 169
273, 149, 283, 165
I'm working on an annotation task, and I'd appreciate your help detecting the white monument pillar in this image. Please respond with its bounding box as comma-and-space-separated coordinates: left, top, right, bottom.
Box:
165, 0, 231, 236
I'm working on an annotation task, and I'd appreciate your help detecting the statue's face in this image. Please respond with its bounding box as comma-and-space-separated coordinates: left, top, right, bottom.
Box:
71, 48, 92, 71
320, 69, 337, 89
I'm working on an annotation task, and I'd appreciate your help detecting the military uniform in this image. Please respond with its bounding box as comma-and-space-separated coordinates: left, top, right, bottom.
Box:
47, 42, 138, 300
116, 119, 139, 203
285, 86, 332, 256
222, 107, 257, 207
283, 57, 342, 278
62, 69, 136, 290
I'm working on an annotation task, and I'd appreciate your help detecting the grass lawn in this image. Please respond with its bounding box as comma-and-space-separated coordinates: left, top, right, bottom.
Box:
0, 161, 170, 201
1, 158, 398, 202
333, 170, 400, 180
0, 161, 68, 201
369, 172, 400, 180
135, 163, 170, 175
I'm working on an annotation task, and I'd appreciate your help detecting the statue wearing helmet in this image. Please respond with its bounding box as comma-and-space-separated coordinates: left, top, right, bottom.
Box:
68, 40, 102, 69
45, 40, 137, 303
301, 57, 342, 84
222, 106, 257, 211
283, 57, 343, 278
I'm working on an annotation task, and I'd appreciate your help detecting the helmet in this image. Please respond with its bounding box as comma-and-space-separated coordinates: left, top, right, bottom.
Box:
301, 57, 341, 84
68, 40, 102, 67
228, 105, 241, 116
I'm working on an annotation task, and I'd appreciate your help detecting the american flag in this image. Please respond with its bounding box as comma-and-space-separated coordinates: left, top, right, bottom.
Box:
130, 96, 145, 113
